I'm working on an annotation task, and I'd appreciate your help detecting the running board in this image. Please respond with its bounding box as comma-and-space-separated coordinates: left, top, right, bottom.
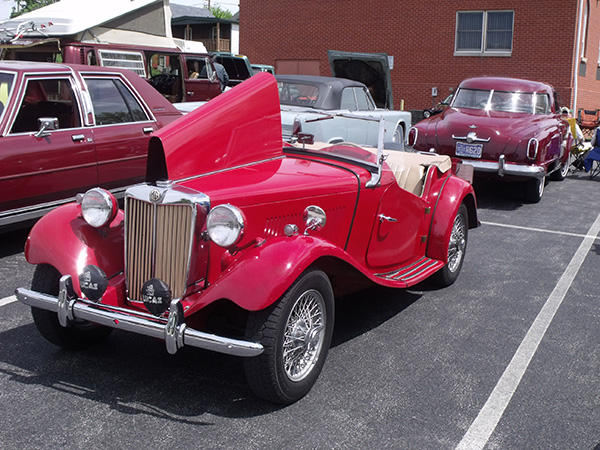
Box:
375, 257, 444, 286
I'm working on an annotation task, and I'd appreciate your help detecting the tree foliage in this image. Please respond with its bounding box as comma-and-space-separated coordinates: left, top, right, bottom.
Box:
209, 5, 233, 20
11, 0, 59, 18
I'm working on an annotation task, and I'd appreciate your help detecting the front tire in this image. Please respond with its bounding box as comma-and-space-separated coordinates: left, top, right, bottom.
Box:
433, 204, 468, 287
243, 269, 334, 404
31, 264, 112, 350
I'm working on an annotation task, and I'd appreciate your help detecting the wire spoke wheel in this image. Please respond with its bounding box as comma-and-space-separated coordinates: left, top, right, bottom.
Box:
282, 289, 326, 382
447, 212, 467, 273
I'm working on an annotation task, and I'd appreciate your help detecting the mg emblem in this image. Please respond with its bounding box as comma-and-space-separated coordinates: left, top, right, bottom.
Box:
466, 132, 477, 143
149, 189, 161, 202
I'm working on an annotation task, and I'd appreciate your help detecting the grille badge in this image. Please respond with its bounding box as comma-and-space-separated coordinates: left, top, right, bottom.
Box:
149, 189, 161, 202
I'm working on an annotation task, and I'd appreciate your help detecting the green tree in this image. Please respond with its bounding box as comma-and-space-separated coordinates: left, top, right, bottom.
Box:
11, 0, 58, 18
209, 5, 232, 20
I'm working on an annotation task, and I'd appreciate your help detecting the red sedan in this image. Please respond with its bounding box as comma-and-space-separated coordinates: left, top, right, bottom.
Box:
0, 61, 182, 229
409, 77, 573, 203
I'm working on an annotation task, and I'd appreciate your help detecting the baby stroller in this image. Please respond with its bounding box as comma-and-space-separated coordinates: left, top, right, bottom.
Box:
583, 127, 600, 180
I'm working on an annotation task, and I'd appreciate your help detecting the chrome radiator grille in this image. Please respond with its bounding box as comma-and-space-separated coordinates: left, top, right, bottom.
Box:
125, 197, 195, 302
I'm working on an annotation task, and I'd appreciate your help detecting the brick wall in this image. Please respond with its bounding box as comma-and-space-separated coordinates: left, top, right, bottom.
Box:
240, 0, 600, 112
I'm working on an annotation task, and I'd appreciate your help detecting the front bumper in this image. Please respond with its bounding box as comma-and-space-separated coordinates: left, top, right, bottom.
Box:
460, 155, 546, 179
15, 275, 264, 357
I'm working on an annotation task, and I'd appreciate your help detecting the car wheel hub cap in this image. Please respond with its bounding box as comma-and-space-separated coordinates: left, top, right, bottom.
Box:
448, 215, 467, 273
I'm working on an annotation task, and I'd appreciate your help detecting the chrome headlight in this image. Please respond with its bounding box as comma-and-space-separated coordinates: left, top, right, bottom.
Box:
207, 204, 244, 247
80, 188, 118, 228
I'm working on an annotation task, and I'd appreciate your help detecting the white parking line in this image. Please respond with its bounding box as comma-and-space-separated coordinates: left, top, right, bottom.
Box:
482, 220, 600, 240
0, 295, 17, 307
457, 212, 600, 450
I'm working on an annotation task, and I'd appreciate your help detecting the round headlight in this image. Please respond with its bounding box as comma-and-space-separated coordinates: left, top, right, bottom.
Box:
81, 188, 118, 228
207, 204, 244, 248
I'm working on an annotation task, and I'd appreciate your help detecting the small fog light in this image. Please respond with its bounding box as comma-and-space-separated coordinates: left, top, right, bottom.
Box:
79, 265, 109, 302
141, 278, 172, 316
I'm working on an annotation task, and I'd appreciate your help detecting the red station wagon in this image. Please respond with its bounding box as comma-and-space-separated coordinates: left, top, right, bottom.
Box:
0, 61, 182, 228
16, 73, 478, 404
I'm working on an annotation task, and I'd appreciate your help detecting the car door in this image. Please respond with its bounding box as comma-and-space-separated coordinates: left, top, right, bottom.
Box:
183, 56, 222, 101
342, 87, 379, 145
83, 76, 156, 190
366, 181, 430, 267
1, 75, 96, 213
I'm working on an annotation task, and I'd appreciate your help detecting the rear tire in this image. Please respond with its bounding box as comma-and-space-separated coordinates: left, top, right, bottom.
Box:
549, 157, 570, 181
433, 204, 468, 287
31, 264, 112, 350
524, 177, 545, 203
243, 269, 334, 404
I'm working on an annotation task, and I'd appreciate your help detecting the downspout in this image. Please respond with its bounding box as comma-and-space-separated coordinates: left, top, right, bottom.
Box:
573, 0, 585, 114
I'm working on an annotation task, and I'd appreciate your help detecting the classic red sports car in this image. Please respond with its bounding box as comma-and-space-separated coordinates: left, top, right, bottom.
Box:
408, 77, 573, 203
16, 73, 478, 404
0, 61, 182, 229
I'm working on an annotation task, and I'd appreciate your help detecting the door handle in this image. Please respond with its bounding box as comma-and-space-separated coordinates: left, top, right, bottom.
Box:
142, 127, 154, 134
187, 91, 194, 96
378, 214, 397, 223
71, 134, 85, 142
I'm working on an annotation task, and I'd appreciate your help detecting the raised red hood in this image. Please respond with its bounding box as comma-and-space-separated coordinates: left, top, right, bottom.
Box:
147, 72, 283, 182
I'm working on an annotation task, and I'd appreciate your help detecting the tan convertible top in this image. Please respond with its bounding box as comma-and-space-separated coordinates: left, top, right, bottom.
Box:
296, 142, 451, 195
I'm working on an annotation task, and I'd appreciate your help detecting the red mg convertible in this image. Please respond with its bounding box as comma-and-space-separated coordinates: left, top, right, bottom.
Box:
16, 73, 478, 404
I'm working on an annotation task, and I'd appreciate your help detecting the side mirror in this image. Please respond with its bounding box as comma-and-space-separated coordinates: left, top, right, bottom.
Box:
35, 117, 59, 138
297, 132, 314, 145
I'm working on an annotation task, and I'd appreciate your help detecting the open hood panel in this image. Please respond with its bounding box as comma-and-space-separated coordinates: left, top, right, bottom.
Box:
147, 72, 283, 182
327, 50, 393, 109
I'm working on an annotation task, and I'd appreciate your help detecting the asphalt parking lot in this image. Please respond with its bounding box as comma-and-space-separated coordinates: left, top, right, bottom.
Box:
1, 170, 599, 449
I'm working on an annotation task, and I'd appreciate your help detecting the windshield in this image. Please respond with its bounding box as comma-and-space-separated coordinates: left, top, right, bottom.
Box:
451, 88, 551, 114
278, 81, 320, 107
0, 72, 16, 124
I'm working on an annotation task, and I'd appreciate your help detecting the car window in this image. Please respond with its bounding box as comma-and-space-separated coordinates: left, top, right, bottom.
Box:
533, 94, 550, 114
85, 77, 149, 125
187, 58, 214, 80
10, 77, 81, 133
451, 88, 491, 109
0, 72, 15, 124
278, 82, 319, 107
215, 56, 250, 80
355, 88, 371, 110
341, 88, 356, 110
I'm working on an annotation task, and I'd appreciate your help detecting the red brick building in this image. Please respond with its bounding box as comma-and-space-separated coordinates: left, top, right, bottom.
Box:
239, 0, 600, 116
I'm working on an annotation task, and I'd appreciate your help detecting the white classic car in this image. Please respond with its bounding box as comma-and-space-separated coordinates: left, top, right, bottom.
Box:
278, 75, 412, 148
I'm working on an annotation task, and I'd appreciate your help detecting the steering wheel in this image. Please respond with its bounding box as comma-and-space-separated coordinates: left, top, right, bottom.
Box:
151, 74, 172, 86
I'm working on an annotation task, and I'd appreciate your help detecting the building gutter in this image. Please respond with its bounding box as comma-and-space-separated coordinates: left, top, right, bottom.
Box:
573, 0, 585, 114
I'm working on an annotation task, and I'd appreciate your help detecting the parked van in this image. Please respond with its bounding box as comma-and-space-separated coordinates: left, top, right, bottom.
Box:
2, 40, 223, 103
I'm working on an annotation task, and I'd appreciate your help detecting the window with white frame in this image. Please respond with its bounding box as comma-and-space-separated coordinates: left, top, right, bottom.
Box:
455, 10, 514, 56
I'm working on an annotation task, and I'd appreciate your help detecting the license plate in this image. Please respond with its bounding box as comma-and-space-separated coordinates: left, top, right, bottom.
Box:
456, 142, 483, 158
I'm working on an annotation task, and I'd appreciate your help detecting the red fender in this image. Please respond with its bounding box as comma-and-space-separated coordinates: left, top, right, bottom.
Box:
25, 203, 125, 293
426, 176, 477, 263
185, 235, 358, 315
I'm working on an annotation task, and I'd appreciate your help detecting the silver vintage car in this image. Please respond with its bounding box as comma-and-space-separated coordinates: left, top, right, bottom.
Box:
278, 75, 411, 148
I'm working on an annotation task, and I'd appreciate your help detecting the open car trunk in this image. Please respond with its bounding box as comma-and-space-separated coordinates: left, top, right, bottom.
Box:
327, 50, 393, 109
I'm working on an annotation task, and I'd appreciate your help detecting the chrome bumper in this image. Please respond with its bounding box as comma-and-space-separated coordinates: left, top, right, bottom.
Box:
15, 275, 263, 358
462, 155, 546, 179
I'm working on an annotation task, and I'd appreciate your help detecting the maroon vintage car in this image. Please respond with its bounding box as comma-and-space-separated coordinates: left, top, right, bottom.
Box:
16, 73, 478, 404
0, 60, 182, 229
408, 77, 573, 203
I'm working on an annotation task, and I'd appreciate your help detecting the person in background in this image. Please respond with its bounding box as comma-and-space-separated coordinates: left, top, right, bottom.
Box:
211, 56, 229, 91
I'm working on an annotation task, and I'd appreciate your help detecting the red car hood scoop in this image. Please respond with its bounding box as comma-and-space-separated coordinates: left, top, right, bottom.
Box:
146, 72, 283, 183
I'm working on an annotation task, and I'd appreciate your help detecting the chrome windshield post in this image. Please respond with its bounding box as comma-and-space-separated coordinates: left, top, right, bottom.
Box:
366, 116, 386, 188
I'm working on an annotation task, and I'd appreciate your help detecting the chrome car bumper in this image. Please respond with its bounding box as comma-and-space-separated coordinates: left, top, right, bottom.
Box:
461, 155, 546, 179
15, 275, 264, 358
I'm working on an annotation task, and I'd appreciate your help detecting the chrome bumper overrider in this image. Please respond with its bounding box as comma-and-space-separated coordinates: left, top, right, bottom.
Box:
462, 156, 546, 179
15, 275, 263, 358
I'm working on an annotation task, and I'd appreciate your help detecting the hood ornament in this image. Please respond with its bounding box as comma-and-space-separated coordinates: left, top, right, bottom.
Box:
469, 125, 478, 129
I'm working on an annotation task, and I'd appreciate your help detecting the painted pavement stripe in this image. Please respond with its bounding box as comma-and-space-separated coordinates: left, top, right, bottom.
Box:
482, 220, 600, 240
0, 295, 17, 307
456, 212, 600, 450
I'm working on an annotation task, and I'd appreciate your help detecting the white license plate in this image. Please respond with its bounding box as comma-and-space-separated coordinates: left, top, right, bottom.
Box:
456, 142, 483, 158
